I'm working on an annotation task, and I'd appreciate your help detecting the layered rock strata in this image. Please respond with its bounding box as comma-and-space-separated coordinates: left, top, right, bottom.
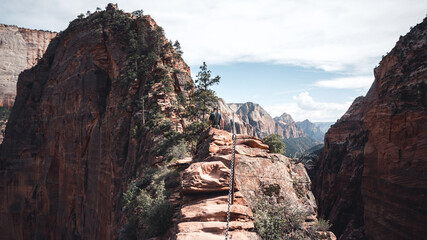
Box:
176, 128, 335, 239
314, 17, 427, 240
218, 98, 255, 135
232, 102, 276, 138
0, 24, 56, 109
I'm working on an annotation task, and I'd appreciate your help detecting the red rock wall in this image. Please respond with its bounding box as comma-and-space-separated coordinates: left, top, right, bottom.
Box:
0, 6, 192, 240
314, 18, 427, 240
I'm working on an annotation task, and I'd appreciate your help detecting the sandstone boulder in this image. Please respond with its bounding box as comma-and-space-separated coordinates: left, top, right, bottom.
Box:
181, 161, 237, 193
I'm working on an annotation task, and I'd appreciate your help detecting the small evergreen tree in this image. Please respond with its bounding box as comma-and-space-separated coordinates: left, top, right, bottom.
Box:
263, 134, 286, 154
191, 62, 220, 121
173, 40, 183, 56
132, 10, 144, 17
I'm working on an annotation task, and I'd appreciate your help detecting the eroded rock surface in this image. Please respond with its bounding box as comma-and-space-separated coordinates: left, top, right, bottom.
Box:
275, 112, 306, 139
314, 17, 427, 240
0, 6, 192, 240
176, 128, 335, 239
0, 24, 56, 109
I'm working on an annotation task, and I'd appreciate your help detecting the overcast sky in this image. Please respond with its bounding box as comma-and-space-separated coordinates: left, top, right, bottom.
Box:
1, 0, 426, 121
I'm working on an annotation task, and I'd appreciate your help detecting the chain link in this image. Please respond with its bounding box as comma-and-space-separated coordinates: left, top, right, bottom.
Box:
225, 114, 236, 240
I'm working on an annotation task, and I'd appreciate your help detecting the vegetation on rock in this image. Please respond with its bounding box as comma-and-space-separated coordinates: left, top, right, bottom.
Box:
0, 107, 10, 121
251, 196, 330, 240
120, 166, 178, 239
263, 134, 286, 154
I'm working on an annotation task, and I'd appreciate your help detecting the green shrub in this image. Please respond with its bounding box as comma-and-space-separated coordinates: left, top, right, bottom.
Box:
0, 107, 10, 121
312, 218, 332, 231
263, 134, 286, 154
121, 166, 177, 239
251, 196, 306, 240
167, 141, 189, 161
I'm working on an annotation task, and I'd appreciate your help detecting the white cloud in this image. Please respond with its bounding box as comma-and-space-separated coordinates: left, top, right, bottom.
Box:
266, 92, 352, 122
0, 0, 426, 75
315, 76, 374, 89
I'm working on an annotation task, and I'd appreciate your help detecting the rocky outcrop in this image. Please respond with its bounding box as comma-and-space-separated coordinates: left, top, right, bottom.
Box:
0, 5, 192, 240
296, 119, 324, 142
218, 98, 255, 135
314, 17, 427, 240
232, 102, 276, 138
176, 128, 335, 239
0, 24, 56, 109
275, 112, 306, 139
228, 103, 321, 156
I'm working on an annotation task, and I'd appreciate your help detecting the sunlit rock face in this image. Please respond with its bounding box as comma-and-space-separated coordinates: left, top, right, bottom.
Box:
0, 24, 56, 109
176, 128, 335, 239
314, 17, 427, 240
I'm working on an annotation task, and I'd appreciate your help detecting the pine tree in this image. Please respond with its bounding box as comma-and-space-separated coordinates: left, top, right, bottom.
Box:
192, 62, 220, 121
173, 40, 183, 56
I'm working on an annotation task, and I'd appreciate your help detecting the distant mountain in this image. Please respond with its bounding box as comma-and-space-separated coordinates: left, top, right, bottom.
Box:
313, 122, 334, 133
274, 113, 305, 139
283, 136, 319, 157
296, 119, 324, 142
225, 101, 325, 157
218, 98, 255, 135
229, 102, 276, 138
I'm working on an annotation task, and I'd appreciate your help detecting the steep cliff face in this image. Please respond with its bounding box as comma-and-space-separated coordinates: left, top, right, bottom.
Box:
229, 102, 275, 138
234, 102, 276, 138
274, 113, 306, 139
0, 24, 56, 109
0, 4, 192, 240
296, 119, 324, 142
315, 18, 427, 240
218, 98, 255, 135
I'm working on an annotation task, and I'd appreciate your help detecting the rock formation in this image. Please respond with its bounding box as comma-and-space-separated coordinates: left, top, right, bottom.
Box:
227, 102, 323, 156
218, 98, 255, 135
232, 102, 276, 138
175, 128, 335, 239
296, 119, 324, 142
314, 17, 427, 240
0, 24, 56, 109
0, 5, 192, 239
275, 112, 306, 139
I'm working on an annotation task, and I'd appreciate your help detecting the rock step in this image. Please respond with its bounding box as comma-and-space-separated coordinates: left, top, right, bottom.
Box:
181, 203, 253, 222
176, 231, 259, 240
177, 221, 254, 233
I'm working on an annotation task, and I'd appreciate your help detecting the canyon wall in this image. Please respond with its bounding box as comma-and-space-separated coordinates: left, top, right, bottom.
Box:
0, 5, 192, 239
314, 17, 427, 240
0, 24, 56, 109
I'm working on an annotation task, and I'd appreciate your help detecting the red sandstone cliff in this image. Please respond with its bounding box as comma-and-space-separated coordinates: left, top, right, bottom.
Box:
314, 17, 427, 240
0, 24, 56, 109
0, 4, 192, 239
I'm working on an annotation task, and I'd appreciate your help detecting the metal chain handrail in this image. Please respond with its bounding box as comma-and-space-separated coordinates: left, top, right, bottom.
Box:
225, 113, 236, 240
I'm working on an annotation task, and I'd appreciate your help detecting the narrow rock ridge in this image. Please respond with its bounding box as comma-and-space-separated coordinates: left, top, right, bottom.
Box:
175, 128, 336, 239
